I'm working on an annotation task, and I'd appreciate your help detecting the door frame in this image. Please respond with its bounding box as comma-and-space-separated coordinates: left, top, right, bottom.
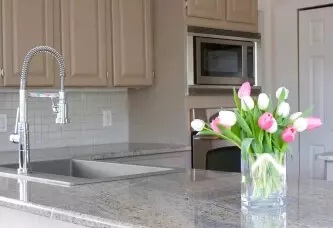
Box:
270, 0, 333, 182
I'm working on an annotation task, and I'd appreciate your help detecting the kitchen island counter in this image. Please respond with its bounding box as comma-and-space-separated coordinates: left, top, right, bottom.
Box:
0, 168, 332, 227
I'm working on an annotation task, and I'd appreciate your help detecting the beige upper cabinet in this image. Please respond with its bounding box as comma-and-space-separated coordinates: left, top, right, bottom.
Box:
187, 0, 226, 20
112, 0, 153, 87
60, 0, 107, 87
226, 0, 257, 24
2, 0, 56, 87
186, 0, 258, 32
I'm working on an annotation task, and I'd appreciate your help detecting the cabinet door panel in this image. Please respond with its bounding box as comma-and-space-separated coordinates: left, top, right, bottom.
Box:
187, 0, 226, 20
112, 0, 153, 86
226, 0, 257, 24
61, 0, 107, 87
2, 0, 55, 87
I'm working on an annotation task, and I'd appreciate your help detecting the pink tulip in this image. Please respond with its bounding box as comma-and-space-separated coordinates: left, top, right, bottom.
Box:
306, 117, 322, 130
258, 112, 274, 130
238, 82, 251, 99
210, 117, 221, 133
282, 127, 297, 143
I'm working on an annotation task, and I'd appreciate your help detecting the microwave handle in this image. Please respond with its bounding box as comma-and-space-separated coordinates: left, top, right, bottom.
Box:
242, 45, 248, 81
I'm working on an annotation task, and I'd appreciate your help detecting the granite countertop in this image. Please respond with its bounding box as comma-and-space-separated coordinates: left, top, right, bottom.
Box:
0, 168, 332, 227
0, 143, 332, 227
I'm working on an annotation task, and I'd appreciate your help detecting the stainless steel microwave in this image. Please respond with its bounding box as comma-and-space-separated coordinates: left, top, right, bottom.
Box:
191, 36, 256, 85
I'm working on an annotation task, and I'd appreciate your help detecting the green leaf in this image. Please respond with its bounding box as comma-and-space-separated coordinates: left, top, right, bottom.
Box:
302, 106, 314, 117
235, 111, 253, 137
233, 88, 241, 111
217, 124, 241, 146
281, 143, 289, 153
258, 130, 264, 145
253, 106, 261, 121
197, 130, 219, 137
278, 88, 286, 104
268, 95, 274, 113
252, 139, 263, 154
252, 106, 262, 138
241, 138, 254, 161
231, 124, 241, 138
264, 132, 273, 152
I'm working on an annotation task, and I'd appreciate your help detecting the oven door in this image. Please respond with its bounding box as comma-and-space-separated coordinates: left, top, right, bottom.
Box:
194, 37, 254, 85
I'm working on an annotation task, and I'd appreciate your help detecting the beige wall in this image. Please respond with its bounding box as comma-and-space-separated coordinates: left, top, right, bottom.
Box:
128, 0, 257, 145
128, 0, 188, 145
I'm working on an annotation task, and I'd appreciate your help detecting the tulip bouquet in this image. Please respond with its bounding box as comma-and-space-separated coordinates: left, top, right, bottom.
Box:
191, 82, 322, 208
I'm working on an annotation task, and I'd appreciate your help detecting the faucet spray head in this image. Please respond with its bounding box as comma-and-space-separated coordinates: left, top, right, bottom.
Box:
56, 91, 69, 124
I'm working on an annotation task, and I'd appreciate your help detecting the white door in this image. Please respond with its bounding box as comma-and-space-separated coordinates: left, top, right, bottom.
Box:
299, 7, 333, 180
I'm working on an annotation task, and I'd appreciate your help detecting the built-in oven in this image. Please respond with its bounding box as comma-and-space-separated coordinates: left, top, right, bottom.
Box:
187, 26, 261, 87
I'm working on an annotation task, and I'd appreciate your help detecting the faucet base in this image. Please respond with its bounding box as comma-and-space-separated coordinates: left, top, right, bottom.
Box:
17, 167, 31, 175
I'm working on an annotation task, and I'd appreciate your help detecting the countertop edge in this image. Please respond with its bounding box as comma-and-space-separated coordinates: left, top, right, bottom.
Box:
0, 195, 136, 228
87, 146, 192, 160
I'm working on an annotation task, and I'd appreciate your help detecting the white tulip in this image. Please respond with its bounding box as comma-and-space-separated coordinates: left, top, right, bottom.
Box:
276, 87, 289, 100
258, 93, 270, 110
290, 112, 303, 122
191, 119, 205, 131
241, 96, 255, 111
218, 111, 237, 127
293, 117, 308, 132
276, 101, 290, 117
267, 119, 278, 133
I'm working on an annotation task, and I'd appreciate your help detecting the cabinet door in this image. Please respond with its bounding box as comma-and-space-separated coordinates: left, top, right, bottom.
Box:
187, 0, 226, 20
226, 0, 257, 24
61, 0, 107, 87
112, 0, 153, 87
2, 0, 56, 87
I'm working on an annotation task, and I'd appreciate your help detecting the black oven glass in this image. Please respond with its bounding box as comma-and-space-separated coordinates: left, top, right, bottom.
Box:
200, 42, 243, 77
206, 146, 241, 172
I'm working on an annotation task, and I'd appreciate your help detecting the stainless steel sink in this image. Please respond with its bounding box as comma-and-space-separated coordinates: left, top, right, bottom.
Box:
0, 159, 178, 187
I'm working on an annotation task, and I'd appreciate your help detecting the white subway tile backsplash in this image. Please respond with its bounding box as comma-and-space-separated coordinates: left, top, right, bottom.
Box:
0, 91, 129, 152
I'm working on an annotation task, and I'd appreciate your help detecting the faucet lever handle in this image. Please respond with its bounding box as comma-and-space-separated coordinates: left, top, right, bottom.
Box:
14, 107, 19, 134
50, 97, 58, 114
10, 107, 20, 143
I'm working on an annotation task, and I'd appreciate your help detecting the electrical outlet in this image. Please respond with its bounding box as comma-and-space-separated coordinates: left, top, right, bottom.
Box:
0, 114, 7, 132
103, 110, 112, 127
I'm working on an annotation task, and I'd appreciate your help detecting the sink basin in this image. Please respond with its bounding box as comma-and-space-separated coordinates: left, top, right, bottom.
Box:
0, 159, 178, 187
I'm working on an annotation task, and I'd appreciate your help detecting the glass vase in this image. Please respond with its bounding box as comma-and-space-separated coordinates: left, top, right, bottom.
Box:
241, 206, 286, 228
241, 152, 286, 209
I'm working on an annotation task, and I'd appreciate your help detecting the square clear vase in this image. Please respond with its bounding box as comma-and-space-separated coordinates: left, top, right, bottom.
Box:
241, 152, 286, 209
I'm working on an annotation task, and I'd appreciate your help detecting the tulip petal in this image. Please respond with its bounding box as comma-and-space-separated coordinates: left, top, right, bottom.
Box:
238, 82, 251, 99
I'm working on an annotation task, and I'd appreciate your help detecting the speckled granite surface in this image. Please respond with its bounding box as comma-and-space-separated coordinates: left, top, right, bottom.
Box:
0, 143, 332, 227
0, 169, 332, 227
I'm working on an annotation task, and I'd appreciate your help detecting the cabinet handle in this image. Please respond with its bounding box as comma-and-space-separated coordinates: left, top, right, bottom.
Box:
0, 68, 4, 78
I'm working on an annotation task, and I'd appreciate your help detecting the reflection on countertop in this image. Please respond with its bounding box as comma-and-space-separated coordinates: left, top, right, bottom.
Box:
0, 169, 333, 227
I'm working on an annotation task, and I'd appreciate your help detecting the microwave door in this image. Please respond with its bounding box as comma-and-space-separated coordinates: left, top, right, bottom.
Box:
195, 37, 253, 85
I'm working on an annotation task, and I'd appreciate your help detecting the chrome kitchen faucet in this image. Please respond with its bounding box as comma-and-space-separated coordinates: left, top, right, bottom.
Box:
9, 46, 69, 174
